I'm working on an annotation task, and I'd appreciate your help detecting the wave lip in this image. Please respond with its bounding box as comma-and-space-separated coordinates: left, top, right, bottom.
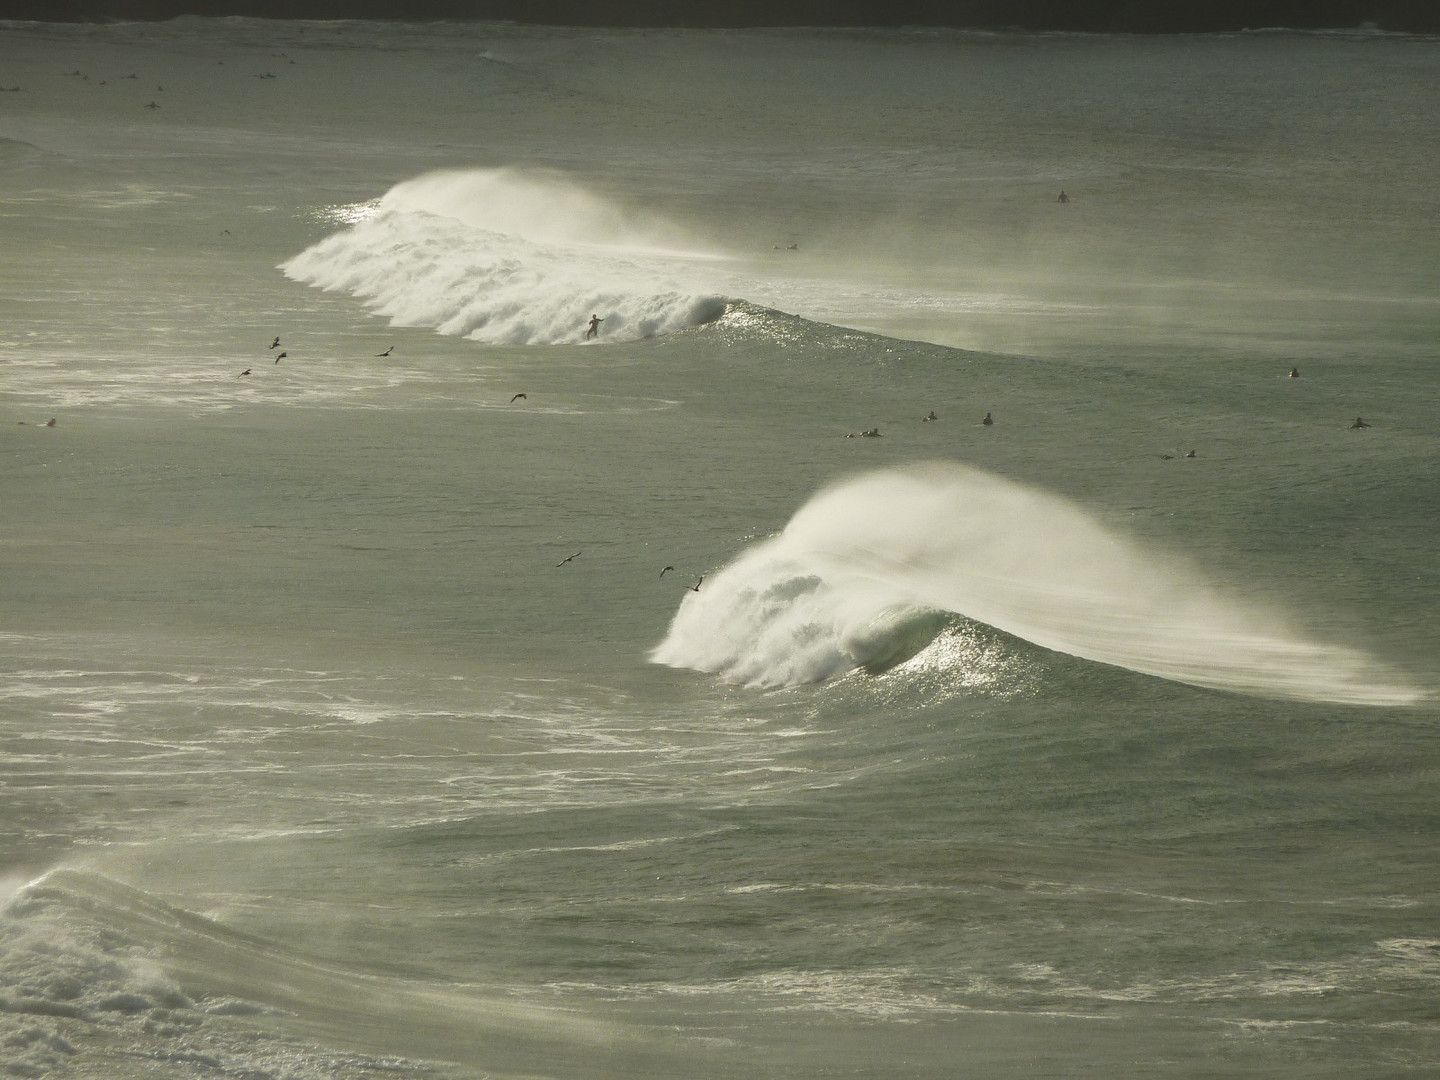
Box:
651, 462, 1423, 706
282, 167, 730, 346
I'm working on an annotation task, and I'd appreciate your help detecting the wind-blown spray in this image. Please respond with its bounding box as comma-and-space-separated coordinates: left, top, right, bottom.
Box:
282, 167, 728, 345
651, 462, 1420, 705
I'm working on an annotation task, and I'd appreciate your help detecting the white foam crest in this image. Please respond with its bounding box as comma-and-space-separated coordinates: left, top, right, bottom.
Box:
281, 168, 729, 346
651, 462, 1422, 706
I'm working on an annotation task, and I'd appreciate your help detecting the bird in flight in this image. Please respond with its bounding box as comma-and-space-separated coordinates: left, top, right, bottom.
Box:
269, 337, 281, 349
659, 565, 674, 577
238, 368, 252, 377
556, 551, 581, 567
376, 346, 393, 357
510, 392, 527, 402
274, 351, 286, 364
686, 577, 703, 593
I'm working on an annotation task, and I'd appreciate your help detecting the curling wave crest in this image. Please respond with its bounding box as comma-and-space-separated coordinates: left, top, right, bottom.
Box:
281, 168, 729, 345
651, 462, 1421, 706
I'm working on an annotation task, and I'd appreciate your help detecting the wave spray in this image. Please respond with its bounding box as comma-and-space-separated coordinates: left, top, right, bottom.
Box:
651, 462, 1420, 705
282, 167, 728, 345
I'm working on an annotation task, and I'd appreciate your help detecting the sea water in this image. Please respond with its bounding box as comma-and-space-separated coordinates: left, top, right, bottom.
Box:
1, 18, 1438, 1079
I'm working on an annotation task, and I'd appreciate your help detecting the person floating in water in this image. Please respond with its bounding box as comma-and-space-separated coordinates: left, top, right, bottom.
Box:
1288, 367, 1300, 378
981, 411, 994, 426
1351, 416, 1370, 429
585, 314, 604, 339
1057, 190, 1069, 203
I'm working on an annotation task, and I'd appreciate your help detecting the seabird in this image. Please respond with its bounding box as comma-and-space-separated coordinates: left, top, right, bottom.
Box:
1351, 416, 1370, 429
269, 337, 281, 349
510, 392, 527, 402
376, 346, 393, 357
274, 351, 286, 364
556, 551, 581, 567
659, 566, 674, 577
238, 368, 252, 377
686, 577, 703, 593
144, 101, 160, 109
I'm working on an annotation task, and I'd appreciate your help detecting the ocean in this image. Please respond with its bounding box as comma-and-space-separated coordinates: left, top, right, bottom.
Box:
1, 16, 1437, 1079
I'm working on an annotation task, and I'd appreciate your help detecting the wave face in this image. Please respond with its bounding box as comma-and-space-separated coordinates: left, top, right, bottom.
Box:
281, 168, 729, 345
651, 463, 1420, 706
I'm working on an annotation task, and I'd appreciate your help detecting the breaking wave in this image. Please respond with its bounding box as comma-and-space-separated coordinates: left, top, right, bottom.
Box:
651, 462, 1422, 706
281, 167, 729, 346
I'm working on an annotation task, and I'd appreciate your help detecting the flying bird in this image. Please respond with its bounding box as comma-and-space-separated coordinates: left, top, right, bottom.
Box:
274, 351, 286, 364
510, 392, 527, 402
556, 551, 581, 567
269, 337, 281, 349
376, 346, 393, 357
659, 565, 674, 577
238, 368, 252, 377
686, 577, 703, 593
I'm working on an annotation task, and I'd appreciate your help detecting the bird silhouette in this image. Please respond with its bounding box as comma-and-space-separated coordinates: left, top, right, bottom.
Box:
376, 346, 393, 357
686, 576, 703, 593
238, 368, 252, 377
274, 351, 286, 364
556, 551, 581, 567
269, 337, 281, 349
510, 392, 527, 402
659, 565, 674, 577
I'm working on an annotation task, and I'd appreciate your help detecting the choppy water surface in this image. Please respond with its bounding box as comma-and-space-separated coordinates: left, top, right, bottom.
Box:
1, 18, 1437, 1079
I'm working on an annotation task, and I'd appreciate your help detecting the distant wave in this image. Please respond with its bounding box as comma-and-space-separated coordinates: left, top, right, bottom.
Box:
281, 167, 729, 346
651, 462, 1422, 706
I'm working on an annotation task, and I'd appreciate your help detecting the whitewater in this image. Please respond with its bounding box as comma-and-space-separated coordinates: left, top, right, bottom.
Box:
1, 16, 1438, 1080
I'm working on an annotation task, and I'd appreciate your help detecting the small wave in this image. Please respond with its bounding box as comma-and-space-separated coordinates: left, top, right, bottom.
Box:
0, 867, 642, 1077
650, 462, 1422, 705
282, 167, 730, 346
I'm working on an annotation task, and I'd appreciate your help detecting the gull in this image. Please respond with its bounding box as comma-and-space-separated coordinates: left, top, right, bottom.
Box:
376, 346, 393, 357
238, 368, 252, 377
274, 351, 286, 364
269, 337, 281, 349
685, 577, 703, 593
556, 551, 581, 567
510, 392, 527, 402
659, 566, 674, 577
